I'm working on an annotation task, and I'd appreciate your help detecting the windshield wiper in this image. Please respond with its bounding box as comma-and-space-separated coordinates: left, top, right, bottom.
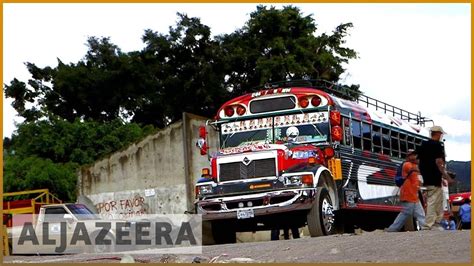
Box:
222, 131, 236, 148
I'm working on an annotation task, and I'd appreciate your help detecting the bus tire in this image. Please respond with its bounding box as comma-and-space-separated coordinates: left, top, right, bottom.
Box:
307, 188, 336, 237
211, 221, 236, 244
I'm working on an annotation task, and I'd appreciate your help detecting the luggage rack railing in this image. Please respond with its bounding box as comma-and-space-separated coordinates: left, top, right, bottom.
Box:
357, 94, 433, 127
250, 79, 433, 127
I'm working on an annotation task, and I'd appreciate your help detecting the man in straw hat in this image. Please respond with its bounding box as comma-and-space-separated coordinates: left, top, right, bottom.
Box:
386, 149, 427, 232
417, 125, 453, 230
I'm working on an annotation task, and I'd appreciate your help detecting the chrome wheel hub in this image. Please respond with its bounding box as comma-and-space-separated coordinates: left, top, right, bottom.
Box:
321, 198, 335, 232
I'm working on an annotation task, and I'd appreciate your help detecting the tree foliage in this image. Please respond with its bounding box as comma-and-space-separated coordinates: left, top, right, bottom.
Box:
3, 119, 155, 201
4, 38, 164, 125
141, 13, 228, 122
3, 156, 78, 202
218, 6, 358, 95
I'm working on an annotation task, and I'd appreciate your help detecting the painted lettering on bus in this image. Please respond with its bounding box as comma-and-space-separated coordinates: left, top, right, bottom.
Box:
251, 88, 291, 98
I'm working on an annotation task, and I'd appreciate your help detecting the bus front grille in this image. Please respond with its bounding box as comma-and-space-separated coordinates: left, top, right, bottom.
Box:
219, 158, 276, 182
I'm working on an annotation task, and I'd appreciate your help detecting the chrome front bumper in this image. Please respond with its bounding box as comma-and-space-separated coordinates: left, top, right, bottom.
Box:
196, 188, 317, 221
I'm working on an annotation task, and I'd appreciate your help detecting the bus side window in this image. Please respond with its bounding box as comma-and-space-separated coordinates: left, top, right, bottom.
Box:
391, 130, 400, 158
382, 127, 391, 155
362, 122, 371, 152
343, 118, 351, 146
372, 125, 381, 153
415, 138, 423, 150
407, 135, 416, 150
399, 133, 408, 157
352, 120, 362, 150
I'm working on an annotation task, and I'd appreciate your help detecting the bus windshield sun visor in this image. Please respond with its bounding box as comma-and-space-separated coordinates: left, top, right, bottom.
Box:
250, 96, 296, 114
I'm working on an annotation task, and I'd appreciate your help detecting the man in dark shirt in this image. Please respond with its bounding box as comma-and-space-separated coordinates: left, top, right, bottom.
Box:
417, 125, 453, 230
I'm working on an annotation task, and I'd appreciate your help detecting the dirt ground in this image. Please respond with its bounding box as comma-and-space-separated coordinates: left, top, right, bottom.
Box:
4, 230, 471, 263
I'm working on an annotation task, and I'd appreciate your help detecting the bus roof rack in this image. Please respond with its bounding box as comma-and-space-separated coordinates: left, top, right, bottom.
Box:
249, 79, 434, 127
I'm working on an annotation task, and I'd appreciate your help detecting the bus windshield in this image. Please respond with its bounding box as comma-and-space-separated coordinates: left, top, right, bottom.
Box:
220, 112, 329, 148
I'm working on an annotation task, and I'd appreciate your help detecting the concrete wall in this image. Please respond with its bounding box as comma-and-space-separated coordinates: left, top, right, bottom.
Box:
77, 113, 218, 218
184, 113, 220, 208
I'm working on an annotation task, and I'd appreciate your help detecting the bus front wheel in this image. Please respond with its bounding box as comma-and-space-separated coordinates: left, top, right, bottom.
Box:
307, 188, 336, 237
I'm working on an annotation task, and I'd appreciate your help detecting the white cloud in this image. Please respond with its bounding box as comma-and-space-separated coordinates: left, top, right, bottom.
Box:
337, 6, 469, 121
430, 114, 471, 138
430, 114, 471, 161
444, 139, 471, 162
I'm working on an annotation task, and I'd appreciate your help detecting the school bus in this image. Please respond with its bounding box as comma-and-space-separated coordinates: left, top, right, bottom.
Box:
195, 80, 433, 243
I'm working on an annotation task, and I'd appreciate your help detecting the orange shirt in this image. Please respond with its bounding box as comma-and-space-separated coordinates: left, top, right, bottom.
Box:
400, 161, 420, 203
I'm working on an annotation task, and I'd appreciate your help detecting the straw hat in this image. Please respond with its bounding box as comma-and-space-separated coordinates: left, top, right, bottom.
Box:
430, 125, 446, 134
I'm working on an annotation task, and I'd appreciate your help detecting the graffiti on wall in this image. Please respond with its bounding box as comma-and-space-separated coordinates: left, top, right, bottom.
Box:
87, 186, 188, 218
95, 194, 148, 219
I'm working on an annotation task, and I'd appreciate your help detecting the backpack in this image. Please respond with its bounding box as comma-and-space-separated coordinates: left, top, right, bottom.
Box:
394, 162, 406, 187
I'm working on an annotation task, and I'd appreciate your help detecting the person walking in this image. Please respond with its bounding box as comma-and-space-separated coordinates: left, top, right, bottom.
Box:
459, 198, 471, 230
417, 126, 453, 230
386, 149, 427, 232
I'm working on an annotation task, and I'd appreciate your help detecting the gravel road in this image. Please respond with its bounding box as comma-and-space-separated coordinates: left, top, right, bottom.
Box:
4, 230, 471, 263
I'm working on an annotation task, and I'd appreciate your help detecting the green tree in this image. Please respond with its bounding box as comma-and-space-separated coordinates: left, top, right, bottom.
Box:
8, 117, 154, 165
4, 37, 166, 126
141, 13, 228, 122
3, 118, 155, 201
3, 155, 78, 202
218, 5, 359, 97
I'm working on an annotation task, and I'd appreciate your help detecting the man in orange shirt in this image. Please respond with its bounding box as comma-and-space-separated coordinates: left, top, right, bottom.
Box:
386, 149, 427, 232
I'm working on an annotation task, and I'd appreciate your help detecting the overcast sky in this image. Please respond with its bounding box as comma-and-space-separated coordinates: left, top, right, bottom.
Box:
3, 3, 471, 161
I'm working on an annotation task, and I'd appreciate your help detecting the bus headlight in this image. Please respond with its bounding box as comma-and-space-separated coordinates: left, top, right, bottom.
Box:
288, 176, 303, 185
285, 174, 313, 186
198, 185, 213, 195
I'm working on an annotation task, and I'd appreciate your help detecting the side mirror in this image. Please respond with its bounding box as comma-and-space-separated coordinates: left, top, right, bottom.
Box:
196, 126, 208, 155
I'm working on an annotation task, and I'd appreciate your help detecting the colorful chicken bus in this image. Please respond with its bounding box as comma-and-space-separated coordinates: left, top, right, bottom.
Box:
195, 80, 433, 243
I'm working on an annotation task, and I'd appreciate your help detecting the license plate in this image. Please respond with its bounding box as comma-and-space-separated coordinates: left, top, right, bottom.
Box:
237, 208, 254, 219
